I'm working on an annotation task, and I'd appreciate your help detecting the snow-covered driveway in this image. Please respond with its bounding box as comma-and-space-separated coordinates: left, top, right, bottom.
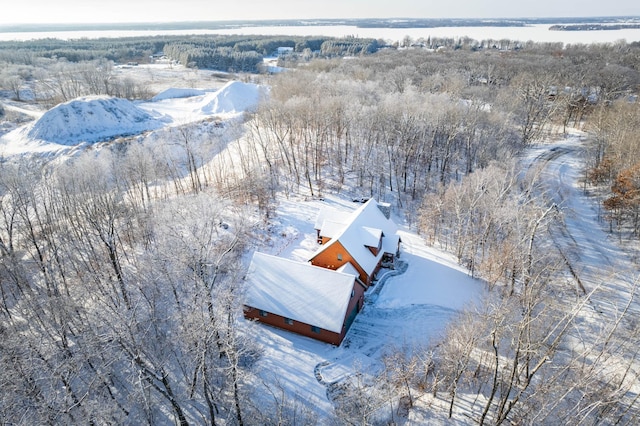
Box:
523, 134, 640, 319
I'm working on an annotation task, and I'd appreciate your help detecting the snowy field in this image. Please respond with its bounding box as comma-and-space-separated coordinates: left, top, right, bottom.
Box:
3, 64, 634, 421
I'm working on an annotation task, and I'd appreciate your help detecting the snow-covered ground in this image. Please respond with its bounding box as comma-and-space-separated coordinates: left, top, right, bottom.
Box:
248, 196, 485, 421
0, 80, 266, 156
511, 133, 640, 421
522, 134, 640, 318
7, 68, 631, 422
246, 132, 640, 422
112, 62, 234, 95
0, 74, 492, 421
0, 75, 485, 422
140, 80, 266, 124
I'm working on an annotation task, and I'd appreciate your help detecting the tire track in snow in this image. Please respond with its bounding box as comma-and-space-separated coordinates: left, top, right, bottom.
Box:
525, 137, 640, 318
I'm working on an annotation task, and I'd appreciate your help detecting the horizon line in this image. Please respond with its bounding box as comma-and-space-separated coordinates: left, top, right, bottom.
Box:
1, 16, 639, 28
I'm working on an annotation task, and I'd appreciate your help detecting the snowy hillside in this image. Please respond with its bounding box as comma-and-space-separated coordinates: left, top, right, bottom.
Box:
141, 81, 265, 123
151, 87, 207, 102
0, 80, 266, 156
148, 80, 267, 115
200, 81, 264, 115
27, 95, 164, 145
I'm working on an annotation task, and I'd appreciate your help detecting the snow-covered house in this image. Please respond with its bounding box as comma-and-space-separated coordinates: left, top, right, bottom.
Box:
244, 252, 365, 345
310, 199, 400, 287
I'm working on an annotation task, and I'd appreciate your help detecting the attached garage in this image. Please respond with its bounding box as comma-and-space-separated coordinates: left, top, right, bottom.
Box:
244, 252, 365, 345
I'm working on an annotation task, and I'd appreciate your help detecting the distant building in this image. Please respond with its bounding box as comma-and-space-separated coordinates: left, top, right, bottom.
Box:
277, 47, 294, 55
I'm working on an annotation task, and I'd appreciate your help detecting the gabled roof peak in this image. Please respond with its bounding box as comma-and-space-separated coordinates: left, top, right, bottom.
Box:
311, 198, 398, 276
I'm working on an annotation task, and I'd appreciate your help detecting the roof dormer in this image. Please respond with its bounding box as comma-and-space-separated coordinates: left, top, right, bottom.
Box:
361, 226, 383, 256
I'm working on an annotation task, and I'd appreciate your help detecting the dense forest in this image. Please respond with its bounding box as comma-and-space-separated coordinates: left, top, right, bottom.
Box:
1, 32, 640, 424
0, 34, 380, 76
0, 34, 383, 101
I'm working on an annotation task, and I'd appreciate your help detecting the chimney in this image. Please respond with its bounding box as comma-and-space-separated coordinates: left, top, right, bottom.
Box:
377, 202, 391, 219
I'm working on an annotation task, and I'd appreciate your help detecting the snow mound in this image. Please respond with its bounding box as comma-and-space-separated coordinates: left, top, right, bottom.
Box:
27, 96, 164, 145
200, 81, 264, 115
151, 88, 207, 102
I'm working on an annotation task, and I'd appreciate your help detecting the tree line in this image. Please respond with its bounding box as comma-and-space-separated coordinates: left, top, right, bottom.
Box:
0, 34, 383, 104
162, 44, 263, 73
0, 34, 380, 68
586, 100, 640, 238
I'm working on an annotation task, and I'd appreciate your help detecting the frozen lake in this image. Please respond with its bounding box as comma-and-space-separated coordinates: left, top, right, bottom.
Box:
1, 23, 639, 44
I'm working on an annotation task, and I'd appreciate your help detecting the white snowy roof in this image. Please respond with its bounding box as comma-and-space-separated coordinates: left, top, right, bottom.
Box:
361, 226, 382, 248
319, 220, 348, 240
311, 199, 398, 277
244, 252, 356, 333
383, 234, 401, 255
314, 208, 348, 231
336, 262, 360, 277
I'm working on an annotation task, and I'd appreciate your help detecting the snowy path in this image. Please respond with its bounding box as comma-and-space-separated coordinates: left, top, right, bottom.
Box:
1, 101, 44, 118
524, 134, 640, 320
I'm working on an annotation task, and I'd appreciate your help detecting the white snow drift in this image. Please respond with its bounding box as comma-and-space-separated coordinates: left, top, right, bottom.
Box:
27, 95, 164, 145
149, 80, 267, 115
151, 88, 207, 102
1, 80, 266, 155
199, 81, 264, 115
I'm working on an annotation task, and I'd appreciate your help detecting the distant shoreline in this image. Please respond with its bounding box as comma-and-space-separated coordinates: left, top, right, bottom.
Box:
550, 23, 640, 31
2, 18, 640, 44
1, 17, 639, 33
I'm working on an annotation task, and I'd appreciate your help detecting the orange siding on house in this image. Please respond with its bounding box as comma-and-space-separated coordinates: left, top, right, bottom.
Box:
244, 306, 344, 345
367, 246, 379, 256
310, 241, 374, 286
244, 279, 365, 346
316, 229, 330, 244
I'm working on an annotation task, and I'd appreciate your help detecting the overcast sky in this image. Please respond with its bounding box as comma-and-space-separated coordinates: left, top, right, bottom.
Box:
1, 0, 638, 24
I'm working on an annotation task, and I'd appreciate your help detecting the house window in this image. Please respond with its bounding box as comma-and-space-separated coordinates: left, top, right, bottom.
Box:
351, 289, 355, 298
259, 310, 268, 317
337, 254, 343, 261
284, 317, 294, 325
311, 326, 321, 334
